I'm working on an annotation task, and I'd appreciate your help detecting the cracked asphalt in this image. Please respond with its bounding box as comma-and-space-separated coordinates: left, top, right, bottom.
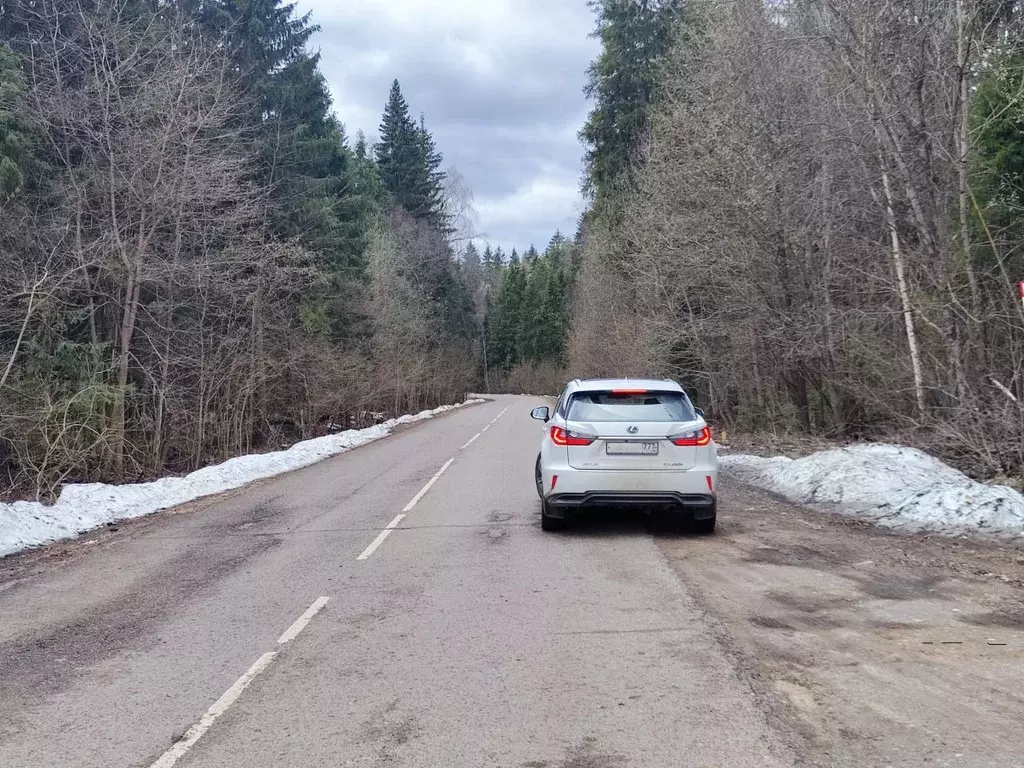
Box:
0, 396, 789, 767
6, 395, 1019, 767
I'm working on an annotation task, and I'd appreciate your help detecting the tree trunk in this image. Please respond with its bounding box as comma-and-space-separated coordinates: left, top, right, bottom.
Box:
956, 0, 984, 322
881, 170, 927, 418
110, 263, 143, 480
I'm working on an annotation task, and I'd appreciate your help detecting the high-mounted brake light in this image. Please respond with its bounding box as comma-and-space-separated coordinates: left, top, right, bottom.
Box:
612, 388, 648, 395
550, 426, 596, 447
670, 426, 713, 447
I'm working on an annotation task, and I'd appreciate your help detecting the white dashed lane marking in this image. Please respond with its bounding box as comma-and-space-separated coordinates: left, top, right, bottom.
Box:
152, 403, 514, 765
277, 596, 330, 645
356, 513, 407, 561
357, 403, 511, 562
401, 458, 455, 513
150, 595, 330, 768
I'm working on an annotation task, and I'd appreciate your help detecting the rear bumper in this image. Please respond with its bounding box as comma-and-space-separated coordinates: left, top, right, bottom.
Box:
544, 490, 716, 522
537, 448, 718, 521
540, 462, 717, 499
549, 491, 715, 510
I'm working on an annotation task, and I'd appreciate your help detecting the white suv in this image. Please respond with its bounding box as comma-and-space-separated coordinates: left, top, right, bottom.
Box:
532, 378, 718, 533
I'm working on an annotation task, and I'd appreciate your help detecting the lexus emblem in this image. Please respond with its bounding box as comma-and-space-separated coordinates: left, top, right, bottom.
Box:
628, 426, 640, 435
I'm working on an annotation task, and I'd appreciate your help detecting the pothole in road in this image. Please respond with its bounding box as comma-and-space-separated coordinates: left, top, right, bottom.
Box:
959, 607, 1024, 628
479, 527, 509, 545
539, 737, 628, 768
854, 573, 945, 601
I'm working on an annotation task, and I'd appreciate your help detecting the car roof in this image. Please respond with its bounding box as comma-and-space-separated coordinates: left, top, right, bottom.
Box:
566, 378, 684, 394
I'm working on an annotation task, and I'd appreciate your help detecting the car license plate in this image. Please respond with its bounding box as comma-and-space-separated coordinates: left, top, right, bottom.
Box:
606, 441, 659, 456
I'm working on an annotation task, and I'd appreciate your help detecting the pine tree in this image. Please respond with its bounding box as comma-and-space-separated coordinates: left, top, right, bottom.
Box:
462, 241, 489, 341
580, 0, 685, 199
463, 241, 482, 268
520, 258, 549, 362
191, 0, 372, 273
488, 261, 527, 371
480, 244, 503, 293
462, 241, 483, 298
190, 0, 317, 92
478, 232, 578, 375
376, 81, 418, 205
972, 54, 1024, 279
574, 212, 590, 247
0, 45, 32, 199
354, 130, 370, 162
416, 114, 449, 231
546, 231, 568, 269
375, 80, 447, 228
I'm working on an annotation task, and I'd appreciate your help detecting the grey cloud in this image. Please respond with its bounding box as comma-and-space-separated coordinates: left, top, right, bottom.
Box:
297, 0, 598, 253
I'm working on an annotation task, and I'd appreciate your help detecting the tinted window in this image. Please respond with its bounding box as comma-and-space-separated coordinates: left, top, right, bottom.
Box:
567, 391, 695, 423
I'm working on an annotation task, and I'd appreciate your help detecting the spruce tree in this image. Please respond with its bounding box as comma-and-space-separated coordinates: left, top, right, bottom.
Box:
0, 45, 32, 199
192, 0, 372, 271
375, 81, 448, 229
520, 258, 551, 362
462, 241, 483, 297
416, 114, 448, 231
489, 261, 527, 371
376, 80, 418, 206
580, 0, 685, 199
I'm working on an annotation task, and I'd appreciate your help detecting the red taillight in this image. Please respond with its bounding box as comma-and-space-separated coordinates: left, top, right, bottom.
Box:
550, 426, 596, 447
670, 426, 712, 447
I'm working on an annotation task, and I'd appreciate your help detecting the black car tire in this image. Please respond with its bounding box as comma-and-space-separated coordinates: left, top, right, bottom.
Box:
535, 455, 544, 499
541, 499, 567, 532
687, 502, 717, 535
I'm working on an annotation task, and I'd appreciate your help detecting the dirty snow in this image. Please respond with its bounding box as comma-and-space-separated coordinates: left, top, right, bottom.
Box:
722, 444, 1024, 538
0, 400, 485, 558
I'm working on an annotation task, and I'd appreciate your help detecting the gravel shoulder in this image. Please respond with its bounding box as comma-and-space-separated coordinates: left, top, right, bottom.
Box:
656, 479, 1024, 768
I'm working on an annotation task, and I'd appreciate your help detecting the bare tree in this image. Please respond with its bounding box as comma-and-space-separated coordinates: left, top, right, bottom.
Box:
571, 0, 1024, 475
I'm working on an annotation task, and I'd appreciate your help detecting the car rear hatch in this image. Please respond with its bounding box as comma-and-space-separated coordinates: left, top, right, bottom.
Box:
562, 389, 706, 471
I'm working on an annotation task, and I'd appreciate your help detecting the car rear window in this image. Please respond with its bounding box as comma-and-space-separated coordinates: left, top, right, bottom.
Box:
566, 391, 696, 423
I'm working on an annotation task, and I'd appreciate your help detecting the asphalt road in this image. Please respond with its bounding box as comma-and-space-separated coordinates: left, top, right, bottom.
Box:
0, 396, 791, 768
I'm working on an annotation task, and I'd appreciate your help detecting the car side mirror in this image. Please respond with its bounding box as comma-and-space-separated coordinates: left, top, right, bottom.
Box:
531, 406, 550, 422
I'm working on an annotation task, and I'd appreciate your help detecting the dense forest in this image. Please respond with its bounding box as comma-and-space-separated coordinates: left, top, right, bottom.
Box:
0, 0, 496, 497
567, 0, 1024, 479
5, 0, 1024, 497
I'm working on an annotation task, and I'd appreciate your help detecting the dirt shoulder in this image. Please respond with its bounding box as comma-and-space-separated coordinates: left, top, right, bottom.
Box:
658, 479, 1024, 768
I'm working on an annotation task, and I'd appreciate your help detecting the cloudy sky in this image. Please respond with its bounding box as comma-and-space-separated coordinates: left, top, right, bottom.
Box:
295, 0, 600, 254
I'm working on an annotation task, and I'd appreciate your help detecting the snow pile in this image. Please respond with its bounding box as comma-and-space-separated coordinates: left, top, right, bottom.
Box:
0, 399, 484, 558
721, 444, 1024, 538
468, 392, 553, 399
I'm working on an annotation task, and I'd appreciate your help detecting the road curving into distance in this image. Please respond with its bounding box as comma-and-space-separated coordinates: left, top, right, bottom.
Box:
0, 396, 790, 767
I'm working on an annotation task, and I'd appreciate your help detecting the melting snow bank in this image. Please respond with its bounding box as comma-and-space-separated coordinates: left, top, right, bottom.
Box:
0, 399, 485, 558
721, 444, 1024, 539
